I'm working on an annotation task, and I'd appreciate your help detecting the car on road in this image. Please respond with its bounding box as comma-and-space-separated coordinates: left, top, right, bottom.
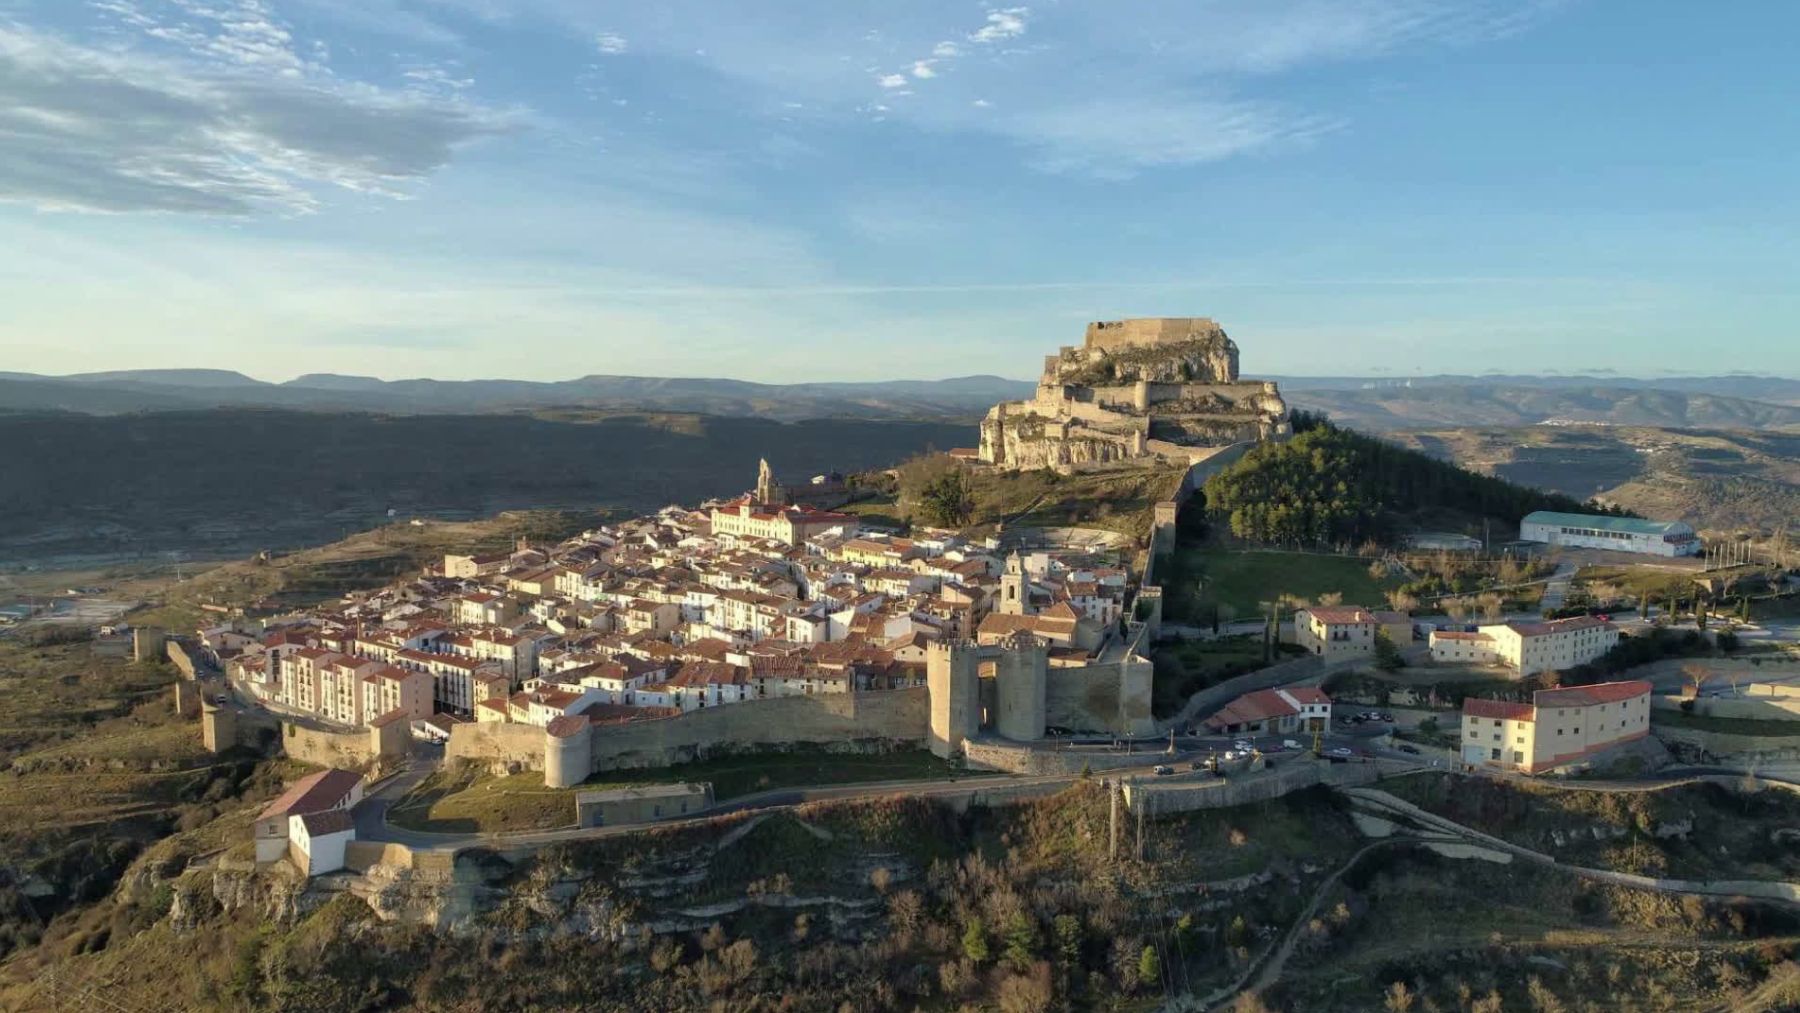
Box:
1396, 744, 1421, 755
1328, 747, 1353, 758
1378, 712, 1395, 723
1282, 739, 1302, 750
1233, 740, 1253, 752
1153, 765, 1174, 776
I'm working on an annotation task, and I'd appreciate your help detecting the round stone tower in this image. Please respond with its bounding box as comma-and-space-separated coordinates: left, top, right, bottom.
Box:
993, 631, 1049, 743
544, 715, 592, 789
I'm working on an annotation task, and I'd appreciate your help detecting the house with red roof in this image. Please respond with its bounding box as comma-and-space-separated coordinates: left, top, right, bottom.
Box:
1295, 606, 1380, 661
1204, 686, 1333, 736
253, 768, 363, 872
1460, 679, 1651, 772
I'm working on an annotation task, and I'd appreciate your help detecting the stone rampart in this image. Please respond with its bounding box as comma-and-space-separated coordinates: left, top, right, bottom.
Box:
446, 721, 547, 769
585, 688, 930, 774
961, 739, 1163, 775
279, 720, 374, 768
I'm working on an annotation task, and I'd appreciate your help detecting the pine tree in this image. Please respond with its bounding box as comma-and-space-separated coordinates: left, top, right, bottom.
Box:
1137, 945, 1161, 991
961, 917, 989, 964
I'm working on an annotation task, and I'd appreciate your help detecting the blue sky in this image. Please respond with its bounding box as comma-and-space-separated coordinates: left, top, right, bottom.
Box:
1, 0, 1795, 382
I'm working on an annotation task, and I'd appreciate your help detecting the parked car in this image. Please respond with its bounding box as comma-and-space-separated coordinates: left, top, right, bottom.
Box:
1378, 712, 1395, 723
1328, 747, 1353, 757
1153, 765, 1174, 776
1189, 759, 1209, 771
1233, 740, 1253, 752
1282, 739, 1302, 750
1396, 744, 1421, 755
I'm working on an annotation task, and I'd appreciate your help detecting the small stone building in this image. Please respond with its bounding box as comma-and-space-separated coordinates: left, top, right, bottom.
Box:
576, 782, 714, 828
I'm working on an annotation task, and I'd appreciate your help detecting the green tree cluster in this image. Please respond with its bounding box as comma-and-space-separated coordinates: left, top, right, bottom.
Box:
1202, 419, 1622, 546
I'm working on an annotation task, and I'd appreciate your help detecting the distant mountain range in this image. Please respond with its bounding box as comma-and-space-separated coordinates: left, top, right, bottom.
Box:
1280, 382, 1800, 432
0, 370, 1035, 422
5, 368, 1797, 431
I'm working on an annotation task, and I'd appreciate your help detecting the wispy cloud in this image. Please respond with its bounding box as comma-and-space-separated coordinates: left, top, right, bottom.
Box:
1008, 96, 1338, 178
0, 12, 512, 214
969, 7, 1030, 44
595, 32, 628, 55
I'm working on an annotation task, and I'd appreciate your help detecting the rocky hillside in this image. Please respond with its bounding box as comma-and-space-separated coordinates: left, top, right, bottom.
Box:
1388, 425, 1800, 531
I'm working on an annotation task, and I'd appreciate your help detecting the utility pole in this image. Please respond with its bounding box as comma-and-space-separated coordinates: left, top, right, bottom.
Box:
1109, 779, 1120, 862
1136, 784, 1147, 862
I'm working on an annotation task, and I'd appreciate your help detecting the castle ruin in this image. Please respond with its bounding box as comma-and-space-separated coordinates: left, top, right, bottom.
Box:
978, 317, 1291, 472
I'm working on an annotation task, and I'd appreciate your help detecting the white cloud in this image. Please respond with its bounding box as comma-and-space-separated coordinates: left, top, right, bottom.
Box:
595, 32, 628, 54
971, 98, 991, 108
910, 60, 936, 79
1006, 95, 1335, 178
969, 6, 1029, 44
876, 72, 907, 88
931, 40, 961, 58
0, 23, 512, 214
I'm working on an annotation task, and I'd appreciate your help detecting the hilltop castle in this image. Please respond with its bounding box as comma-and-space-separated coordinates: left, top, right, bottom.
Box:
978, 317, 1291, 472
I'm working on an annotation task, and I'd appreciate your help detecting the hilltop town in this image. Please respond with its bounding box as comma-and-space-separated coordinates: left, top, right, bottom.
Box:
7, 320, 1800, 1013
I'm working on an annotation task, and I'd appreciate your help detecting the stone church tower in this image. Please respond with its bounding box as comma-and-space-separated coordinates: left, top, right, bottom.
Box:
998, 552, 1028, 616
755, 458, 786, 506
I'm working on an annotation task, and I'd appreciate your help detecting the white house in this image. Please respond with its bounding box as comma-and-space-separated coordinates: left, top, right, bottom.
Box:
289, 810, 356, 875
253, 768, 363, 869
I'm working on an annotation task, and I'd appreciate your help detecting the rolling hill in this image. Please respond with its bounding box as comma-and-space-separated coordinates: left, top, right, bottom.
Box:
0, 409, 976, 564
1386, 425, 1800, 532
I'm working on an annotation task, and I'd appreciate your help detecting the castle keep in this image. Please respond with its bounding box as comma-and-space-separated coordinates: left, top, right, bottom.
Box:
979, 317, 1290, 472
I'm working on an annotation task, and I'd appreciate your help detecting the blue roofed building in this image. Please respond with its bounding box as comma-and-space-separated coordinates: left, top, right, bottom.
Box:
1520, 511, 1700, 558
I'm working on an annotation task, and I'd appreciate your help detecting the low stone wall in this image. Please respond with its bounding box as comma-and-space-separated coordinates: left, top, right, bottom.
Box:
1122, 759, 1377, 814
962, 739, 1163, 776
586, 688, 930, 774
280, 721, 374, 768
446, 721, 546, 770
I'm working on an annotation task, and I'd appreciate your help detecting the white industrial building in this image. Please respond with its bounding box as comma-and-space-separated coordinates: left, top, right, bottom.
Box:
1520, 511, 1699, 557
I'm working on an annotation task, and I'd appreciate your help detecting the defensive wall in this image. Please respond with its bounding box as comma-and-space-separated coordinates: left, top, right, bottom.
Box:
166, 639, 201, 679
586, 688, 930, 773
961, 739, 1169, 776
446, 721, 547, 770
279, 720, 375, 768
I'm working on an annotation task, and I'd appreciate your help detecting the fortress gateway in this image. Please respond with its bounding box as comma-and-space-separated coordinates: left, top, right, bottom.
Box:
979, 317, 1291, 472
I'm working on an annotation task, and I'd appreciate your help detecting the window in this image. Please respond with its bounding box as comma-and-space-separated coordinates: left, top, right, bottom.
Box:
1513, 751, 1524, 764
1490, 748, 1501, 760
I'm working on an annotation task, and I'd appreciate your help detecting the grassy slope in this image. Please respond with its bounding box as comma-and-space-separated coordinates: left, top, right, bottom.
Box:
1163, 546, 1400, 619
391, 748, 961, 833
1383, 772, 1800, 880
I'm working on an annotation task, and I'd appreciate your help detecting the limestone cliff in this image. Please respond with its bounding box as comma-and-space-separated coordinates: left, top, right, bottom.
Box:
979, 317, 1289, 472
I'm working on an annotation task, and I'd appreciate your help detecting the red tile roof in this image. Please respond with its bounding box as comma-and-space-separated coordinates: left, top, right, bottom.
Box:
1463, 698, 1534, 721
261, 768, 361, 820
1305, 606, 1376, 625
298, 809, 355, 836
1534, 680, 1650, 708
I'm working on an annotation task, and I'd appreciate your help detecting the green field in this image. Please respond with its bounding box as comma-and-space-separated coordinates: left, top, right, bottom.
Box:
1163, 546, 1401, 620
390, 748, 962, 834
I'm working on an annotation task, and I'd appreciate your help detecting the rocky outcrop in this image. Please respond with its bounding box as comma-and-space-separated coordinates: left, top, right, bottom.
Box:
978, 317, 1290, 473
